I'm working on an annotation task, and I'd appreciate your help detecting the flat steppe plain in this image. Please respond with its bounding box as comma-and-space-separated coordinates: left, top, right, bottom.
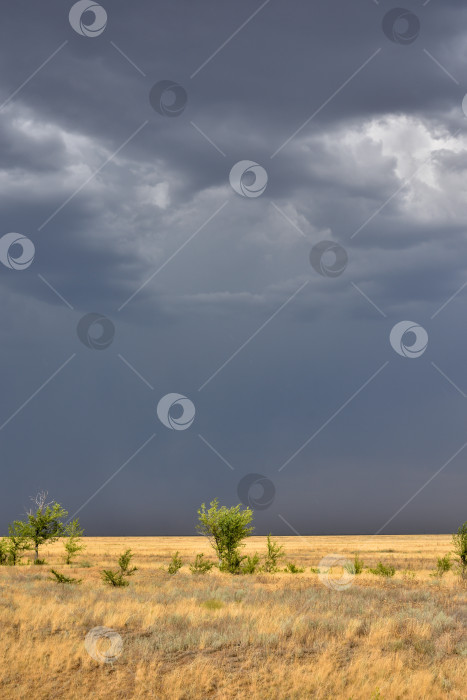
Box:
0, 535, 465, 699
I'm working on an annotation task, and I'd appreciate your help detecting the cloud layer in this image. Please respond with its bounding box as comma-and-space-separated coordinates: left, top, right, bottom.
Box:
0, 0, 466, 535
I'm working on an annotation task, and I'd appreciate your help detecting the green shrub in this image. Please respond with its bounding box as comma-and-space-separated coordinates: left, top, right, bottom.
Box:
118, 549, 137, 576
369, 562, 395, 577
101, 549, 137, 587
284, 562, 305, 574
352, 553, 364, 574
197, 499, 253, 574
242, 553, 260, 574
33, 558, 46, 565
0, 540, 9, 565
168, 551, 183, 575
262, 534, 284, 573
101, 570, 129, 587
50, 569, 82, 584
436, 554, 452, 577
189, 553, 214, 574
310, 567, 320, 574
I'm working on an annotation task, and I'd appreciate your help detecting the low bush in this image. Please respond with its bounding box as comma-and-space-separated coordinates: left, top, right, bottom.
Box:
190, 553, 214, 574
369, 561, 395, 577
168, 551, 183, 575
101, 549, 137, 587
437, 554, 452, 575
242, 553, 260, 574
0, 539, 9, 565
352, 553, 364, 574
50, 569, 82, 584
284, 562, 305, 574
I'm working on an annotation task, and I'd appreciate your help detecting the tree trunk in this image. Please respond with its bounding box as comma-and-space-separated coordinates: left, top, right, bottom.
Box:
34, 543, 39, 561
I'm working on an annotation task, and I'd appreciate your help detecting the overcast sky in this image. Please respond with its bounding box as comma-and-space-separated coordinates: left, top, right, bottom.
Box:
1, 0, 466, 535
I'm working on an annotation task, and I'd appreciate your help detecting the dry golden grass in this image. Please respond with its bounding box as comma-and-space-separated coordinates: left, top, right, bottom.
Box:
0, 535, 466, 699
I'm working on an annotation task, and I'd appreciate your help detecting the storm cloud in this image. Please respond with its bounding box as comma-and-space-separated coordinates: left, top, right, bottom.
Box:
1, 0, 466, 535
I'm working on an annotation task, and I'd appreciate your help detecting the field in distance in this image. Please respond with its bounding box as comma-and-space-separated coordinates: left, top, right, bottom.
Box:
0, 535, 465, 699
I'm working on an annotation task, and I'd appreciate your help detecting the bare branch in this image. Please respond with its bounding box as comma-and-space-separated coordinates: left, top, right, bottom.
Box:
28, 490, 54, 515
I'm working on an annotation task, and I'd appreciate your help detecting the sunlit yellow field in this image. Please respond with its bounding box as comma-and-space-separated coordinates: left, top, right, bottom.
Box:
0, 535, 465, 699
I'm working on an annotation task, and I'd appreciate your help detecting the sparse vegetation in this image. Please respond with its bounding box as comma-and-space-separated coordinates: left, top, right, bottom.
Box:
350, 553, 364, 574
6, 522, 30, 565
0, 539, 8, 565
434, 554, 452, 577
189, 553, 214, 574
167, 551, 183, 575
49, 568, 82, 584
284, 562, 305, 573
242, 553, 260, 574
262, 534, 284, 573
63, 519, 86, 565
0, 534, 465, 699
368, 561, 396, 577
0, 500, 465, 698
101, 549, 137, 587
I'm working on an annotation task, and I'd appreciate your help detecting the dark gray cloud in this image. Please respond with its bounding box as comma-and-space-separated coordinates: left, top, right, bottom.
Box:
0, 0, 466, 536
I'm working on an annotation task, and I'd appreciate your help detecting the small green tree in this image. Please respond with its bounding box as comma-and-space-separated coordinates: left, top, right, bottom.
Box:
7, 521, 30, 565
197, 499, 254, 574
22, 491, 67, 562
63, 519, 86, 565
262, 534, 284, 573
101, 549, 137, 587
189, 553, 214, 574
167, 551, 183, 575
452, 521, 467, 578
